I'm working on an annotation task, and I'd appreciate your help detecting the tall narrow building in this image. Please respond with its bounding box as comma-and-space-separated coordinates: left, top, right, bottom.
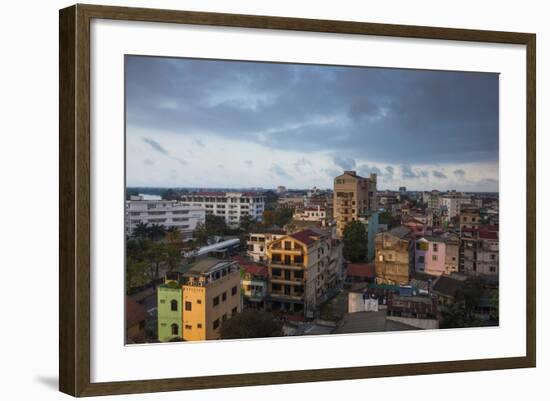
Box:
333, 170, 377, 237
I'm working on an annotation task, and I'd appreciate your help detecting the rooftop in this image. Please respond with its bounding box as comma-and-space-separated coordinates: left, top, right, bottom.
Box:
231, 256, 268, 278
289, 229, 323, 245
186, 257, 233, 274
346, 263, 375, 279
386, 226, 412, 239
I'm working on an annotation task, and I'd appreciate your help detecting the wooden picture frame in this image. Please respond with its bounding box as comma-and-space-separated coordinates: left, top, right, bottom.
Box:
59, 3, 536, 397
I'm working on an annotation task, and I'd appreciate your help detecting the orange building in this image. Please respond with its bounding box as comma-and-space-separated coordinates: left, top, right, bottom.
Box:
180, 258, 241, 341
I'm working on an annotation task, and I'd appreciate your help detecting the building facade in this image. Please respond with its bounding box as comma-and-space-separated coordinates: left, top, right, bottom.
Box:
246, 230, 286, 263
375, 226, 412, 285
460, 227, 499, 277
439, 193, 471, 223
333, 170, 377, 237
414, 236, 447, 276
157, 273, 183, 342
266, 229, 343, 317
125, 200, 205, 238
180, 258, 242, 341
180, 191, 265, 228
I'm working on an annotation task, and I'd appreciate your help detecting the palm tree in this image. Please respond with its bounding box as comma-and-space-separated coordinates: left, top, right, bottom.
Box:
132, 222, 149, 238
148, 224, 166, 241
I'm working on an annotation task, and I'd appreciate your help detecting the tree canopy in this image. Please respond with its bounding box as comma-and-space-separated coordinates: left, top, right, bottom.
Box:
220, 310, 283, 339
342, 221, 368, 262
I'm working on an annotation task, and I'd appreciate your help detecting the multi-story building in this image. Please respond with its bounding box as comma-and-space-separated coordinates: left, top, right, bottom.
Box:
246, 229, 286, 263
233, 256, 269, 310
375, 226, 413, 285
460, 227, 499, 277
180, 258, 242, 341
293, 205, 327, 223
157, 272, 183, 342
441, 231, 460, 274
414, 235, 447, 276
333, 170, 377, 237
266, 229, 343, 317
459, 206, 481, 230
439, 193, 471, 223
125, 199, 205, 238
180, 191, 265, 228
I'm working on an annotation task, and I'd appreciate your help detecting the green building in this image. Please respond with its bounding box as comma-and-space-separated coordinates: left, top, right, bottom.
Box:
157, 274, 183, 342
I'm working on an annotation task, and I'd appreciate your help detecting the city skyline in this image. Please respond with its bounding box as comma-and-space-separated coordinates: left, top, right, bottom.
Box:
126, 56, 499, 191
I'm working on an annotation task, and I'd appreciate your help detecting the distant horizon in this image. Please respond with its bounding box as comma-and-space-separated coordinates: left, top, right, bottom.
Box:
126, 185, 499, 194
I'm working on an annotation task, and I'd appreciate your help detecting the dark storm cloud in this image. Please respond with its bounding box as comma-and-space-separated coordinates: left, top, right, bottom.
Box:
126, 56, 498, 165
432, 170, 447, 179
333, 156, 356, 171
142, 136, 168, 155
270, 164, 291, 179
454, 169, 466, 178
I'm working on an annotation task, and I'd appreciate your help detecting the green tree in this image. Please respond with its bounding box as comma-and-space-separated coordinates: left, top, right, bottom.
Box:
193, 223, 209, 246
239, 214, 256, 232
379, 211, 398, 228
148, 224, 166, 241
205, 214, 229, 236
132, 222, 150, 239
161, 188, 179, 200
262, 210, 276, 226
274, 208, 294, 227
342, 221, 368, 262
220, 310, 283, 339
126, 255, 149, 291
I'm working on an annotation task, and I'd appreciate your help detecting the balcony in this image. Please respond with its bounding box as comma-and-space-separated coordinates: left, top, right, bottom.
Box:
269, 262, 304, 270
269, 292, 304, 302
270, 277, 304, 285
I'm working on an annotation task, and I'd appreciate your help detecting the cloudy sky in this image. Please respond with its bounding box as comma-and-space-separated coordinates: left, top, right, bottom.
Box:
125, 56, 499, 191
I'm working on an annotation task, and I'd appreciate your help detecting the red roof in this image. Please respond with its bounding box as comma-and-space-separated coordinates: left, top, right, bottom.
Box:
479, 230, 498, 240
126, 297, 149, 327
347, 263, 375, 278
231, 256, 268, 278
289, 229, 320, 245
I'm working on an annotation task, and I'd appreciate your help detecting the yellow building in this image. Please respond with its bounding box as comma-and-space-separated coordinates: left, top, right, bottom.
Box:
333, 170, 377, 237
266, 229, 343, 318
180, 258, 241, 341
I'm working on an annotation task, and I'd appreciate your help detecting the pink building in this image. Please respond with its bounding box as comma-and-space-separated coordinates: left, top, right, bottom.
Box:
415, 236, 446, 276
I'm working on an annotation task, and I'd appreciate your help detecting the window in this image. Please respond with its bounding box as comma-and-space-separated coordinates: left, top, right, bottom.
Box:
171, 323, 179, 335
232, 307, 237, 314
213, 296, 219, 306
213, 319, 220, 330
170, 300, 178, 311
231, 286, 237, 296
432, 255, 438, 261
418, 256, 425, 263
433, 243, 438, 252
185, 325, 192, 330
490, 266, 496, 273
491, 254, 496, 260
185, 301, 192, 311
197, 299, 202, 304
222, 292, 227, 302
222, 314, 227, 322
197, 323, 202, 329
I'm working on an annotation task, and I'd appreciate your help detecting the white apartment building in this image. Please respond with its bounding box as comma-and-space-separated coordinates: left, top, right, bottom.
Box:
439, 194, 471, 222
247, 230, 286, 263
293, 206, 327, 222
125, 200, 206, 238
180, 191, 265, 228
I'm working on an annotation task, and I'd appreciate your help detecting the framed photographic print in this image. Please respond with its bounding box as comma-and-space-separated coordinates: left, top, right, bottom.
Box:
59, 4, 536, 397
